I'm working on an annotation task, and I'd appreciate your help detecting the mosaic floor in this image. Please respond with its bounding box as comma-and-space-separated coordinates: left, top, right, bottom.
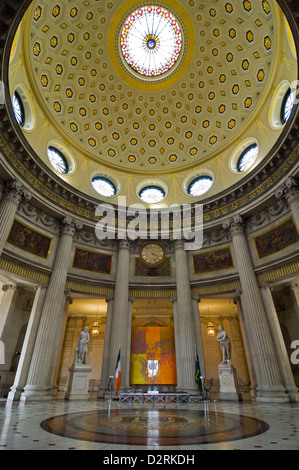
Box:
0, 398, 299, 451
41, 406, 269, 446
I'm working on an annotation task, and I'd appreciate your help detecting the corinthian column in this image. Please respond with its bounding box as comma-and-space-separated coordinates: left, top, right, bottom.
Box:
108, 239, 131, 392
7, 283, 48, 402
223, 215, 288, 402
20, 217, 82, 402
275, 177, 299, 231
174, 239, 198, 394
259, 283, 299, 403
0, 180, 31, 256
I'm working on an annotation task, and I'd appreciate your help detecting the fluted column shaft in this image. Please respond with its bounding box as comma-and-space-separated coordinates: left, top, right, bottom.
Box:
108, 239, 130, 391
125, 297, 135, 389
260, 283, 299, 403
174, 240, 197, 393
170, 297, 182, 387
21, 218, 82, 401
7, 283, 48, 402
223, 215, 288, 402
98, 295, 114, 398
192, 295, 206, 378
0, 284, 23, 371
0, 180, 31, 256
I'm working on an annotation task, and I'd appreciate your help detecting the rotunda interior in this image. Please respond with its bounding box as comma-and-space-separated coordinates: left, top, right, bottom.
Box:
0, 0, 299, 408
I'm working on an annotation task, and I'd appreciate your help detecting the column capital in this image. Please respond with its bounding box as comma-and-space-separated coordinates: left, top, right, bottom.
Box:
170, 296, 177, 304
2, 283, 20, 293
105, 294, 114, 303
192, 294, 201, 302
235, 288, 243, 295
128, 296, 135, 304
34, 282, 48, 291
64, 288, 73, 304
173, 238, 185, 250
222, 214, 245, 236
61, 217, 83, 236
4, 180, 32, 205
259, 282, 273, 291
117, 238, 131, 250
275, 177, 299, 205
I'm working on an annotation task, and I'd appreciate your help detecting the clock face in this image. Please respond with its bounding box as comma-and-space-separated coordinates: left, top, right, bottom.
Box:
140, 243, 165, 266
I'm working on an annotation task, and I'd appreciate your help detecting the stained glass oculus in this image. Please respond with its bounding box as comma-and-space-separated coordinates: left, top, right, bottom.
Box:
120, 5, 183, 78
236, 144, 259, 173
47, 146, 69, 174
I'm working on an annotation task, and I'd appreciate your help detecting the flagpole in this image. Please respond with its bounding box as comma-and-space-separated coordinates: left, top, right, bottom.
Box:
115, 344, 121, 397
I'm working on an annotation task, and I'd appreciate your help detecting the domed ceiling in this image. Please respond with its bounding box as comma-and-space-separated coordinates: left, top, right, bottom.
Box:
8, 0, 298, 206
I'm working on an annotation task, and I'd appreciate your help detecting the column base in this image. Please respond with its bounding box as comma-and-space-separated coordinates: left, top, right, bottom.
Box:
285, 387, 299, 404
255, 385, 290, 403
176, 385, 201, 396
7, 386, 23, 402
20, 385, 54, 402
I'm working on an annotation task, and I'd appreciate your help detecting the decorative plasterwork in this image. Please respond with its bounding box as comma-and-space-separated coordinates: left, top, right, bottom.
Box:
7, 0, 298, 206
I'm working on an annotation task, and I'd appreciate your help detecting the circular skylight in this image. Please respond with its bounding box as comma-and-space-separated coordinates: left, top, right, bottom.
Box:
47, 146, 69, 174
187, 175, 213, 197
139, 185, 166, 203
236, 144, 259, 173
92, 176, 117, 197
281, 88, 294, 125
12, 91, 25, 127
120, 5, 183, 78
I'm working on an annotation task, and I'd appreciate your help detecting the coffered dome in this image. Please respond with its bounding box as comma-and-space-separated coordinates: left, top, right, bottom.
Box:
8, 0, 298, 206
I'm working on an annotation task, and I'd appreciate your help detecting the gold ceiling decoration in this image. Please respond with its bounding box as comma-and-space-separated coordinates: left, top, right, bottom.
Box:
8, 0, 298, 205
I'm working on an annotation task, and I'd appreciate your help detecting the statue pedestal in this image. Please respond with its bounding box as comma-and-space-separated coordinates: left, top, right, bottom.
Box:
65, 363, 92, 400
218, 364, 242, 401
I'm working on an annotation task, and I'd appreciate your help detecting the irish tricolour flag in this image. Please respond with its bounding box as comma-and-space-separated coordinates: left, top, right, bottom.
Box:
115, 348, 121, 392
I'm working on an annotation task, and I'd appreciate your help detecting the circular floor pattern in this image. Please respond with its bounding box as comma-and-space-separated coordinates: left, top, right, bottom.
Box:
40, 407, 269, 446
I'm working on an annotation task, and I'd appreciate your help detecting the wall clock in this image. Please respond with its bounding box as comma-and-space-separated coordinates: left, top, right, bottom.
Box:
140, 243, 165, 267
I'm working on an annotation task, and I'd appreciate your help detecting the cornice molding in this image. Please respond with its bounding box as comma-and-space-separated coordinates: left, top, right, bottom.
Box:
0, 0, 298, 228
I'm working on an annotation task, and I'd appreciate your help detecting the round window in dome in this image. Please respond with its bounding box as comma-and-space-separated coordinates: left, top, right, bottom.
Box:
236, 144, 259, 173
92, 176, 117, 197
187, 175, 213, 197
12, 91, 25, 127
139, 185, 166, 204
47, 146, 69, 174
120, 5, 183, 79
281, 88, 294, 125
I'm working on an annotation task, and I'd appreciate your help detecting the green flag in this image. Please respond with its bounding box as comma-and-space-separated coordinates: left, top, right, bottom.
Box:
195, 347, 202, 391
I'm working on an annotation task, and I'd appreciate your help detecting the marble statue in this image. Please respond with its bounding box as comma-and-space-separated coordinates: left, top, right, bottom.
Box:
217, 325, 231, 365
75, 326, 90, 364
